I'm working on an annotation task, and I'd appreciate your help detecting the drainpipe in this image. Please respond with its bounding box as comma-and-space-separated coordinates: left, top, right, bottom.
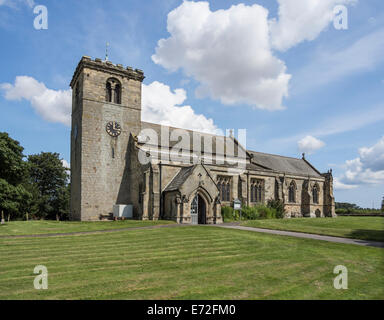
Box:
159, 161, 162, 219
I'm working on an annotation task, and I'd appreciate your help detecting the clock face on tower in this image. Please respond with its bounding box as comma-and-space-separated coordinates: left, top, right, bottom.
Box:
106, 121, 121, 137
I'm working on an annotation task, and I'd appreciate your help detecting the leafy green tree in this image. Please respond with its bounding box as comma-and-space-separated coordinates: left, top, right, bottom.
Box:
267, 199, 285, 219
0, 132, 28, 185
27, 152, 70, 220
0, 133, 30, 219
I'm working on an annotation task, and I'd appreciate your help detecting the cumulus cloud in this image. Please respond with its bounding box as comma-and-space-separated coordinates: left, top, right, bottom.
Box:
152, 1, 357, 110
61, 159, 70, 176
358, 137, 384, 172
1, 76, 72, 126
270, 0, 357, 51
333, 177, 357, 190
1, 76, 220, 134
61, 159, 70, 169
297, 135, 325, 154
142, 81, 221, 134
152, 1, 291, 111
337, 137, 384, 187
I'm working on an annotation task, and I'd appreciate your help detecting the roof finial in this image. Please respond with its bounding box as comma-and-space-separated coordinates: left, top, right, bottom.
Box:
105, 42, 110, 61
302, 152, 306, 160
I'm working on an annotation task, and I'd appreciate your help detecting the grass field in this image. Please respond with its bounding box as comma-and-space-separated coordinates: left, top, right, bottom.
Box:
0, 220, 175, 236
241, 217, 384, 242
0, 222, 383, 300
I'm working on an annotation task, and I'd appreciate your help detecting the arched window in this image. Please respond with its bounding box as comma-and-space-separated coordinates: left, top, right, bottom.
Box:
313, 184, 319, 204
106, 78, 122, 104
257, 183, 262, 202
288, 181, 296, 203
222, 183, 227, 201
226, 183, 230, 202
217, 176, 231, 202
251, 184, 255, 202
114, 83, 121, 104
250, 179, 264, 203
106, 82, 112, 102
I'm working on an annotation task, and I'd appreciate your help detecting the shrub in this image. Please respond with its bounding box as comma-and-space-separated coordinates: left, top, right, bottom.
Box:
241, 206, 260, 220
256, 205, 277, 219
221, 206, 235, 222
267, 199, 285, 219
222, 204, 281, 222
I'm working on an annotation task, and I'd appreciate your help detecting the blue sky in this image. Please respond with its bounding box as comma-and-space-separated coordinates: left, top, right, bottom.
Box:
0, 0, 383, 208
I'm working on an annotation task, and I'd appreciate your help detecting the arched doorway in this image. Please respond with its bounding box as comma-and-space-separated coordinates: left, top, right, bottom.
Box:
190, 194, 207, 225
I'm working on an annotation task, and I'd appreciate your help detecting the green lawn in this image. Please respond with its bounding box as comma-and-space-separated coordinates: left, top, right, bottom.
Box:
241, 217, 384, 242
0, 224, 383, 299
0, 220, 175, 236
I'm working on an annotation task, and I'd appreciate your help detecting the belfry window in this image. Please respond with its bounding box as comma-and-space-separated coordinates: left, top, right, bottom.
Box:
288, 181, 296, 203
106, 82, 112, 102
114, 84, 121, 104
106, 78, 122, 104
217, 176, 231, 202
313, 184, 319, 204
251, 179, 264, 203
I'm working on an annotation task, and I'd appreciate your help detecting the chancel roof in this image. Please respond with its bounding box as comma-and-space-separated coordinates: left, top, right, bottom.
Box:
140, 121, 323, 178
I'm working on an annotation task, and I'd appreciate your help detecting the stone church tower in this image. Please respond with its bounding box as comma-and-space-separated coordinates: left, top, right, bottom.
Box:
70, 56, 144, 220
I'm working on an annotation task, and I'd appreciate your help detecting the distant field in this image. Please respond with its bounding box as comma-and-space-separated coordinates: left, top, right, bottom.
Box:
0, 224, 383, 300
241, 217, 384, 242
0, 220, 175, 236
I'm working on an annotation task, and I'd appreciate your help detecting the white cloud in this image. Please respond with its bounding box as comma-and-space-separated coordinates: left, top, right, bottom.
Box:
61, 159, 70, 169
152, 1, 358, 110
297, 135, 325, 154
152, 1, 291, 111
142, 81, 221, 135
359, 136, 384, 172
270, 0, 356, 51
1, 76, 220, 134
337, 137, 384, 186
333, 177, 357, 190
1, 76, 72, 126
271, 105, 384, 147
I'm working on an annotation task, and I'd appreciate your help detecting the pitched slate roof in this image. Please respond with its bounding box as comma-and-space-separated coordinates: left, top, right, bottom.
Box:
140, 121, 246, 157
248, 151, 321, 177
164, 166, 195, 192
140, 121, 323, 178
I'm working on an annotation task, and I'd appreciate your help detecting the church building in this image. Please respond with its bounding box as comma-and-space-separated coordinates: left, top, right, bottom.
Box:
70, 56, 336, 223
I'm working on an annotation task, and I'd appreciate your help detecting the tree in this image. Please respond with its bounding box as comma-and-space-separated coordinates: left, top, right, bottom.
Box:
0, 133, 30, 219
27, 152, 70, 220
335, 202, 360, 210
0, 132, 28, 185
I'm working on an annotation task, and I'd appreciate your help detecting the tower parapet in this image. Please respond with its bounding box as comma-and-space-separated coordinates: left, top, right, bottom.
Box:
70, 56, 144, 89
